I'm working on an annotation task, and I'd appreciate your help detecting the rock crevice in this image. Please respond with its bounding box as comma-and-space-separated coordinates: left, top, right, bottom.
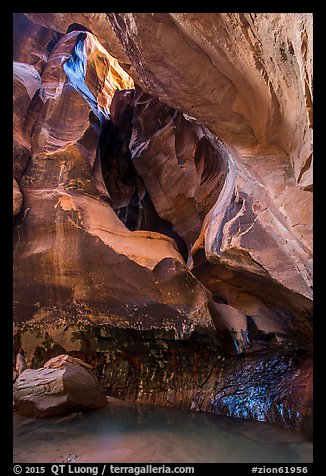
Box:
13, 13, 313, 434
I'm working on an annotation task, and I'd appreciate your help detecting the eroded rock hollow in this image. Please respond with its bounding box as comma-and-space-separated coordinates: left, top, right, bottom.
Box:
13, 13, 313, 436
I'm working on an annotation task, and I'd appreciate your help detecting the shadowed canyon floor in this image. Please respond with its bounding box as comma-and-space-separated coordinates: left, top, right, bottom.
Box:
13, 398, 312, 464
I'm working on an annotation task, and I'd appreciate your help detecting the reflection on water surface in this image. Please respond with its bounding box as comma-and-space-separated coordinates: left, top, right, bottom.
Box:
13, 397, 312, 463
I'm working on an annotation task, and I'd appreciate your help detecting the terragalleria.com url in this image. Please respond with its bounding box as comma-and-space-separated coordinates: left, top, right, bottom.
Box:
48, 465, 195, 475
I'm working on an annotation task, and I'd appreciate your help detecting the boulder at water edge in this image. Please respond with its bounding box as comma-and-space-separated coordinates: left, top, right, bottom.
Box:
13, 354, 107, 417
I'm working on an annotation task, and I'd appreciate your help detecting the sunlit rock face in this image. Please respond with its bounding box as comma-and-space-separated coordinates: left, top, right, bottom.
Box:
24, 13, 131, 69
27, 29, 133, 159
13, 13, 133, 208
13, 13, 312, 434
13, 26, 216, 350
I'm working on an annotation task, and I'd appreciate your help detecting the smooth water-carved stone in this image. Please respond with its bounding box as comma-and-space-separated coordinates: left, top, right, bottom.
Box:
13, 13, 313, 433
13, 355, 107, 417
13, 29, 216, 336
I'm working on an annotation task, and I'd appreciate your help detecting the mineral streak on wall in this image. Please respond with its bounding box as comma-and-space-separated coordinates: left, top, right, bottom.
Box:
13, 13, 313, 436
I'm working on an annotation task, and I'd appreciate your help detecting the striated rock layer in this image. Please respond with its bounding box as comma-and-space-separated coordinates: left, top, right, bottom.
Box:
101, 84, 312, 353
108, 14, 313, 190
102, 86, 229, 256
13, 13, 312, 435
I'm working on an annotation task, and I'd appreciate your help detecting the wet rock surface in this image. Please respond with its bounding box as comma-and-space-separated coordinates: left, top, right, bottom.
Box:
13, 13, 313, 434
194, 350, 312, 436
13, 322, 312, 437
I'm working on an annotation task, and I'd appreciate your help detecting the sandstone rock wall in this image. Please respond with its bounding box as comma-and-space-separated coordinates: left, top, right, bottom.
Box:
13, 23, 216, 341
13, 13, 313, 433
108, 14, 313, 189
103, 86, 229, 256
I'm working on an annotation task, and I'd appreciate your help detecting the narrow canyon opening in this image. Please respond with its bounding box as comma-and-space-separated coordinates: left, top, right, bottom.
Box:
98, 84, 232, 266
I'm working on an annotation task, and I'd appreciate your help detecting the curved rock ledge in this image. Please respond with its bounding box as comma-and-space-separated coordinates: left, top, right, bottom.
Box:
13, 13, 313, 434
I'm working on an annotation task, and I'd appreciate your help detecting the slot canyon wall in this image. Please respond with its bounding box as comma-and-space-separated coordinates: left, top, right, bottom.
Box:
13, 13, 313, 435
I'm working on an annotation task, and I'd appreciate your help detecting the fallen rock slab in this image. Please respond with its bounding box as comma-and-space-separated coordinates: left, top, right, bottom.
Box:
13, 355, 107, 417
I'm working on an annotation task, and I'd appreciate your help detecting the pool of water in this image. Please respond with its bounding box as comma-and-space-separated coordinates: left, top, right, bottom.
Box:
13, 397, 312, 463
